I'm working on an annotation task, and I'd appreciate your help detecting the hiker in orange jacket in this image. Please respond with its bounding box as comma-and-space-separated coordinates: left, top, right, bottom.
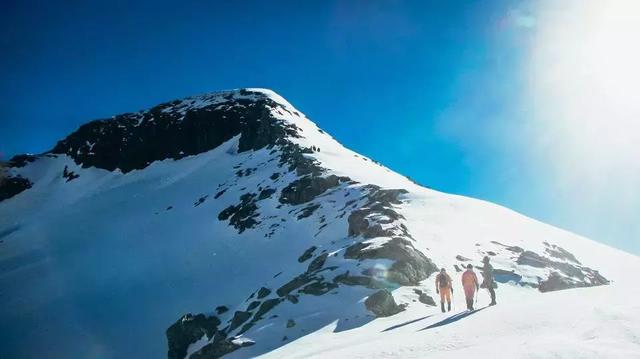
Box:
435, 268, 453, 312
461, 264, 479, 311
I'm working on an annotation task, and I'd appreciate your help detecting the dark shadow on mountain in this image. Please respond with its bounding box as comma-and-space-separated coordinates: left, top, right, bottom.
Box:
382, 315, 435, 332
419, 307, 487, 331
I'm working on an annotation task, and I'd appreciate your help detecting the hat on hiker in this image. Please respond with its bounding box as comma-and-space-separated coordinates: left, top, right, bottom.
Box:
466, 264, 473, 269
483, 256, 490, 263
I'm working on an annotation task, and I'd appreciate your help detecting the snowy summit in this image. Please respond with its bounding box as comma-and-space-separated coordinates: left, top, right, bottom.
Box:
1, 89, 638, 358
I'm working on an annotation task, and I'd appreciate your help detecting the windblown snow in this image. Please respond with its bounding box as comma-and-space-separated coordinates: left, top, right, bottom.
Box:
0, 88, 638, 359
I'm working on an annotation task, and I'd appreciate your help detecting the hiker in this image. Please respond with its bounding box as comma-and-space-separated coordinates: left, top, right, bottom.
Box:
435, 268, 453, 312
482, 256, 497, 306
461, 264, 479, 310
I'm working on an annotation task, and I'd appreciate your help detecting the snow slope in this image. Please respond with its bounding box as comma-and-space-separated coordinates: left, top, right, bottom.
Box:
0, 88, 638, 358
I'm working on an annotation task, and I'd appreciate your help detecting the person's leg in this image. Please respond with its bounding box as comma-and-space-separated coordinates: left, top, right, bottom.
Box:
488, 286, 496, 305
445, 289, 452, 311
440, 289, 446, 312
464, 287, 474, 310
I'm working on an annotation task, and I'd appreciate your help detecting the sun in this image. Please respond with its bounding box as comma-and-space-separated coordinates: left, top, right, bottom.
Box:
528, 0, 640, 172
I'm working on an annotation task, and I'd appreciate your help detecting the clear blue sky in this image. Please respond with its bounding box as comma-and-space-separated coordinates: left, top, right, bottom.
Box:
1, 0, 638, 254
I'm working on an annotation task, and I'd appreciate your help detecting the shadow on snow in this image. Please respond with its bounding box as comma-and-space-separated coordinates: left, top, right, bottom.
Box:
382, 315, 436, 332
419, 307, 487, 331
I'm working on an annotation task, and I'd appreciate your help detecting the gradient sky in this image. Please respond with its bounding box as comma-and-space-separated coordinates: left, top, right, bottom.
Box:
1, 0, 638, 254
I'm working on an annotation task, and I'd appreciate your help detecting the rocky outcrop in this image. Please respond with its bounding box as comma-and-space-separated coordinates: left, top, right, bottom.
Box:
516, 248, 609, 292
0, 175, 32, 202
364, 290, 405, 317
345, 238, 437, 285
50, 89, 301, 173
166, 313, 220, 359
189, 336, 254, 359
344, 186, 437, 286
413, 289, 436, 306
279, 175, 350, 205
218, 193, 260, 233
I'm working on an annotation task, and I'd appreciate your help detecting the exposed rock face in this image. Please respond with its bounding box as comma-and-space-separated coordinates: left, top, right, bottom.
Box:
0, 176, 32, 202
344, 186, 438, 286
365, 289, 405, 317
50, 89, 301, 173
413, 289, 436, 306
7, 154, 36, 168
166, 313, 220, 359
514, 248, 608, 292
279, 175, 350, 205
218, 193, 260, 233
189, 336, 253, 359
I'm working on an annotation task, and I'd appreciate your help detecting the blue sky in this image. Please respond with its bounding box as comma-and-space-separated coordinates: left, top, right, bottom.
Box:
1, 0, 638, 254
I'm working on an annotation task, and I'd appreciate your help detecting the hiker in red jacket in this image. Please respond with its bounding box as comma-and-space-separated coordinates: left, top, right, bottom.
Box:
461, 264, 479, 311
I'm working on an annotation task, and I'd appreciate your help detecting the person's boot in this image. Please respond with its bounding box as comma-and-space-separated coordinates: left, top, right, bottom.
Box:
448, 302, 451, 312
441, 302, 445, 313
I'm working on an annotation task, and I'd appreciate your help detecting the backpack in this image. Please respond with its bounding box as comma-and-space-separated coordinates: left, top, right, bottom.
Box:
438, 273, 449, 288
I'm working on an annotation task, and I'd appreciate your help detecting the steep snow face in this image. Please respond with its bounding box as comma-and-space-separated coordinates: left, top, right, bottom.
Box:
0, 89, 637, 359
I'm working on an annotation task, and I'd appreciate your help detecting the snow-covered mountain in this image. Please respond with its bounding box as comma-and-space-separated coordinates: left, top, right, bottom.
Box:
1, 89, 638, 358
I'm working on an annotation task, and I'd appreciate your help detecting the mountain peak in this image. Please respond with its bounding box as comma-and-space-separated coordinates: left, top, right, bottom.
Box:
48, 88, 307, 173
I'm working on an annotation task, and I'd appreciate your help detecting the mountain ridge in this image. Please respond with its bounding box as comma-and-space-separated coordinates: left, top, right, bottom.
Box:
0, 88, 633, 359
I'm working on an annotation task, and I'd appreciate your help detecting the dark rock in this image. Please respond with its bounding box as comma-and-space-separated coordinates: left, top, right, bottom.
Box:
299, 280, 338, 296
0, 176, 32, 202
297, 203, 321, 220
247, 301, 261, 311
189, 336, 242, 359
51, 90, 301, 173
539, 272, 581, 292
217, 193, 259, 233
345, 238, 437, 286
418, 293, 436, 306
333, 271, 379, 288
194, 195, 209, 207
166, 313, 220, 359
491, 241, 524, 253
215, 306, 228, 315
298, 246, 317, 263
545, 244, 581, 264
253, 298, 281, 320
257, 287, 271, 299
228, 311, 252, 332
517, 250, 609, 291
279, 175, 350, 205
277, 274, 314, 297
258, 188, 277, 200
286, 319, 296, 328
456, 255, 471, 262
364, 290, 404, 317
7, 154, 36, 168
307, 253, 328, 273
